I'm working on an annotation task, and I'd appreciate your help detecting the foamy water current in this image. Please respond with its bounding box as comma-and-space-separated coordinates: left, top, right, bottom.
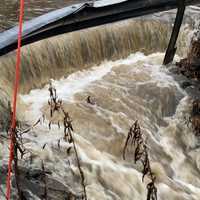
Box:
3, 52, 197, 200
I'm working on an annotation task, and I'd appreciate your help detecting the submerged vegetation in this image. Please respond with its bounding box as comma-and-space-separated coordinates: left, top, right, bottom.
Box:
1, 5, 200, 200
1, 82, 89, 199
123, 121, 157, 200
48, 82, 87, 200
1, 116, 41, 199
190, 100, 200, 136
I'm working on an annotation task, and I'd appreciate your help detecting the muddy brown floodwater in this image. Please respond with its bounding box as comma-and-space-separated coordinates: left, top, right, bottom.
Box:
0, 0, 90, 32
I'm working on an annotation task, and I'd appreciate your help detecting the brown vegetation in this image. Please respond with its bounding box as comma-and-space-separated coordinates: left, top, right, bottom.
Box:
176, 38, 200, 80
123, 121, 157, 200
48, 82, 87, 200
176, 27, 200, 137
7, 121, 37, 200
185, 99, 200, 136
3, 81, 88, 199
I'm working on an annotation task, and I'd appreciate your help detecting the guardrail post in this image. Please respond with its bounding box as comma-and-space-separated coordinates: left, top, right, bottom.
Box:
163, 0, 185, 65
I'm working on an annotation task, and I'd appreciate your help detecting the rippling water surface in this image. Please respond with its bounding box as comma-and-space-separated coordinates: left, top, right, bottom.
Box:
16, 53, 200, 200
0, 0, 88, 31
0, 2, 200, 199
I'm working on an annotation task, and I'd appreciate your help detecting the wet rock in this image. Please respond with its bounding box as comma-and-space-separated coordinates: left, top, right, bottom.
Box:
25, 168, 52, 180
176, 38, 200, 81
0, 165, 82, 200
181, 81, 192, 89
168, 65, 180, 74
185, 87, 200, 99
21, 168, 80, 200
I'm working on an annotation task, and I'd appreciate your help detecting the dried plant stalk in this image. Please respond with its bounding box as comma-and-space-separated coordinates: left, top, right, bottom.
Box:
190, 100, 200, 136
123, 121, 157, 200
41, 161, 48, 200
47, 83, 87, 199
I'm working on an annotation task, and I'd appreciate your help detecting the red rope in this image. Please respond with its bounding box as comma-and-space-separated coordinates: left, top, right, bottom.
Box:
6, 0, 24, 199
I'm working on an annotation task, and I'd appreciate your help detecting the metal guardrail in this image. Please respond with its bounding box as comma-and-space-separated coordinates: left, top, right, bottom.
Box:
0, 0, 199, 62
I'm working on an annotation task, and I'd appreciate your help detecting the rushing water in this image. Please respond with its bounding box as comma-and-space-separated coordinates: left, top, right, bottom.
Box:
0, 2, 200, 200
11, 53, 200, 200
